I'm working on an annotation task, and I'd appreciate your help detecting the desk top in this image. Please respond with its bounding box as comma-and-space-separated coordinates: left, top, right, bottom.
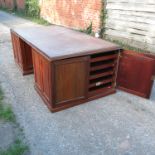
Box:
11, 26, 121, 60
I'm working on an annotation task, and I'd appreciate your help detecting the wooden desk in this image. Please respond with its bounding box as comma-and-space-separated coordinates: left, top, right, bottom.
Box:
11, 26, 121, 112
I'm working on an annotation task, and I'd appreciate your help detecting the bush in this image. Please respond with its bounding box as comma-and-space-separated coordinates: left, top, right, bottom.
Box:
25, 0, 40, 18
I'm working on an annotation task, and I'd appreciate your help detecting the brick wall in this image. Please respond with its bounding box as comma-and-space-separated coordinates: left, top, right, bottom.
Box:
0, 0, 102, 32
0, 0, 15, 9
16, 0, 25, 10
39, 0, 102, 32
0, 0, 25, 10
0, 0, 5, 8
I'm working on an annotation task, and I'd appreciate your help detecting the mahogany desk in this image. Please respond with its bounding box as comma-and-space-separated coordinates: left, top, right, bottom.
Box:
11, 26, 155, 112
11, 26, 121, 112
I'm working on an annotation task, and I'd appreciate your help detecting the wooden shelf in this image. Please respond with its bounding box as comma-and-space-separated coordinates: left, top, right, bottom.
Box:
88, 84, 113, 95
89, 79, 113, 89
90, 62, 115, 71
90, 54, 118, 63
88, 50, 118, 95
89, 70, 114, 80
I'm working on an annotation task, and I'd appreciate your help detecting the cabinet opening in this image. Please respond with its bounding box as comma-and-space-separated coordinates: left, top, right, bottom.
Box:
91, 51, 117, 58
90, 67, 114, 75
90, 75, 113, 84
91, 59, 115, 67
89, 82, 112, 91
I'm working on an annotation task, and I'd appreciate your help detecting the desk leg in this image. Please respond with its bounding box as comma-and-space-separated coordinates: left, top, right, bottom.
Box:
11, 31, 33, 75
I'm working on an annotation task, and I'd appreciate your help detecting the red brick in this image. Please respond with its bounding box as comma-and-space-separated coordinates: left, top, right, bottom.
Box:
40, 0, 102, 32
0, 0, 15, 9
16, 0, 25, 10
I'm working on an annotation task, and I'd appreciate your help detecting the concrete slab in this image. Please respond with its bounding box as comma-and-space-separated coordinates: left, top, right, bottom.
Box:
150, 81, 155, 101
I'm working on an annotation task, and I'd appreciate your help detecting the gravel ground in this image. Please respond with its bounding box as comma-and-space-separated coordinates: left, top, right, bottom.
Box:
0, 121, 15, 150
0, 11, 155, 155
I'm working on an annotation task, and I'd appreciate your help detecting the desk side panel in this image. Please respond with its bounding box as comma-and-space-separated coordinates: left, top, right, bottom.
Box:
11, 31, 23, 69
32, 49, 52, 108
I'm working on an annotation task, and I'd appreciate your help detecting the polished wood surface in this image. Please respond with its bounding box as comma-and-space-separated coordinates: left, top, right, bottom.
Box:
54, 57, 88, 105
11, 26, 121, 60
32, 49, 52, 104
117, 50, 155, 98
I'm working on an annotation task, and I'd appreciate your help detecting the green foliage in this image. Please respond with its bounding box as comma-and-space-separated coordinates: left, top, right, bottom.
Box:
80, 22, 93, 35
28, 16, 50, 25
0, 0, 50, 25
15, 11, 50, 25
0, 87, 4, 101
100, 0, 107, 38
0, 139, 28, 155
25, 0, 40, 18
85, 22, 93, 34
0, 87, 28, 155
0, 104, 16, 122
0, 87, 15, 122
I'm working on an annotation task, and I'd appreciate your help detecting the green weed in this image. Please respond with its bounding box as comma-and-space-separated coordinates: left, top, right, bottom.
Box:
0, 87, 15, 122
0, 139, 28, 155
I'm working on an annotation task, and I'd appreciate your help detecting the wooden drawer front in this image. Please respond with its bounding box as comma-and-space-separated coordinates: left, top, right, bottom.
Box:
54, 57, 89, 105
32, 50, 51, 102
88, 50, 119, 96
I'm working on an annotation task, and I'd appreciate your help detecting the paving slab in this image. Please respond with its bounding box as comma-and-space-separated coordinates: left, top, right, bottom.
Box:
0, 10, 155, 155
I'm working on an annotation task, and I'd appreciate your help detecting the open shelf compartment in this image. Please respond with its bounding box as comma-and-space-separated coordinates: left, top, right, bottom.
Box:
88, 50, 119, 95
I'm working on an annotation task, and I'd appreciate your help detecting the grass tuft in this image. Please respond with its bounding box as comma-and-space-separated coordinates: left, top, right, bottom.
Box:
0, 139, 28, 155
0, 87, 15, 122
14, 10, 50, 25
0, 87, 28, 155
79, 22, 94, 35
0, 87, 4, 101
106, 38, 149, 53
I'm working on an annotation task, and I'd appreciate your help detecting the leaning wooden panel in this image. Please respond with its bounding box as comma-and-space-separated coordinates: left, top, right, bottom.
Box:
144, 53, 155, 76
117, 50, 155, 98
